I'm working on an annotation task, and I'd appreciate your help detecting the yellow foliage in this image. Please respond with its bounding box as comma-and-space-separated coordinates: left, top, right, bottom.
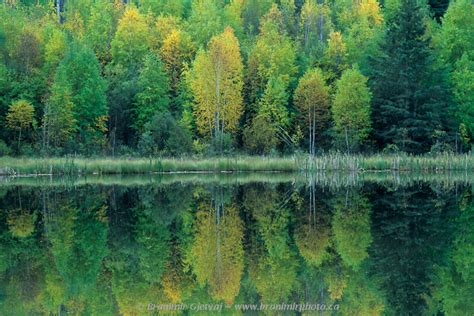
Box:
356, 0, 384, 26
150, 14, 182, 50
7, 210, 36, 238
6, 99, 35, 131
188, 202, 244, 304
160, 28, 195, 89
111, 6, 149, 65
190, 27, 243, 136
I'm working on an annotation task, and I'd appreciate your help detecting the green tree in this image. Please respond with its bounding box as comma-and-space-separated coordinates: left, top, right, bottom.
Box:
247, 4, 297, 138
134, 53, 170, 134
370, 0, 450, 153
108, 5, 149, 147
43, 85, 76, 150
434, 0, 474, 148
332, 68, 372, 152
110, 5, 149, 68
140, 0, 185, 17
187, 0, 224, 47
294, 68, 331, 155
52, 41, 108, 152
86, 0, 115, 64
299, 0, 332, 62
343, 0, 384, 68
138, 111, 192, 156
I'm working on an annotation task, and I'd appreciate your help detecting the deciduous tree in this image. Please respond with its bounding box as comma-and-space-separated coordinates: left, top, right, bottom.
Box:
190, 27, 244, 146
6, 99, 35, 152
134, 53, 170, 133
294, 68, 331, 155
332, 68, 372, 152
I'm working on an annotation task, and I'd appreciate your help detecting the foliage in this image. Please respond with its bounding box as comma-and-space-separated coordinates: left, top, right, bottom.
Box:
190, 27, 244, 141
50, 41, 107, 151
0, 0, 471, 156
138, 111, 192, 157
332, 68, 372, 152
294, 68, 331, 155
6, 99, 35, 152
370, 0, 450, 153
243, 113, 278, 155
134, 53, 170, 133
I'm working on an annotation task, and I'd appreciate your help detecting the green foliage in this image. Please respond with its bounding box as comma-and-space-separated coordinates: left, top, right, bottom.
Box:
0, 0, 471, 156
243, 113, 278, 155
52, 41, 107, 151
134, 53, 170, 133
294, 67, 331, 154
6, 99, 35, 153
332, 68, 372, 152
371, 0, 450, 153
110, 5, 149, 68
434, 0, 474, 148
138, 111, 192, 156
187, 0, 224, 47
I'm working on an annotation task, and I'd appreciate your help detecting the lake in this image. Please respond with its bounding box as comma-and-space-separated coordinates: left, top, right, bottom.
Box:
0, 172, 472, 315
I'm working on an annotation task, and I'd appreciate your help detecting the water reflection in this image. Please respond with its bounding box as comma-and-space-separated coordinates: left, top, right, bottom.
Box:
0, 175, 472, 315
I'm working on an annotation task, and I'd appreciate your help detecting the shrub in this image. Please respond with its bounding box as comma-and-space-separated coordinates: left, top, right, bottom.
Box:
0, 140, 11, 156
138, 111, 192, 156
243, 114, 278, 155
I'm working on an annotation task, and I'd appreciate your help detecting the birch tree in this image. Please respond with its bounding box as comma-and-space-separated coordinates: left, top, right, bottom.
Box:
190, 27, 243, 148
294, 68, 331, 156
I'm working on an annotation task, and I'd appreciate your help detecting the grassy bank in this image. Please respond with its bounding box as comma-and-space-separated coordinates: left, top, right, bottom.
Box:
0, 153, 473, 175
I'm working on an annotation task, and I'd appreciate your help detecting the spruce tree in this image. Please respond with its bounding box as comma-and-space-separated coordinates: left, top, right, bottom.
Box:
370, 0, 450, 153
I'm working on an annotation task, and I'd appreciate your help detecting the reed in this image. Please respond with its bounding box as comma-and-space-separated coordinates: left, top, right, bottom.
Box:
0, 153, 472, 176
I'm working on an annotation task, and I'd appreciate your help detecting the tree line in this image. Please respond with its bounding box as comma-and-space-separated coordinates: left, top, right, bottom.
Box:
0, 0, 472, 156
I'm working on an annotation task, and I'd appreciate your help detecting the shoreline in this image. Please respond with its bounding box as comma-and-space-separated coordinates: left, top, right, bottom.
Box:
0, 154, 473, 176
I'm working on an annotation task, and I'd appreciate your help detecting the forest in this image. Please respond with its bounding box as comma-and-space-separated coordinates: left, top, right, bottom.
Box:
0, 0, 472, 157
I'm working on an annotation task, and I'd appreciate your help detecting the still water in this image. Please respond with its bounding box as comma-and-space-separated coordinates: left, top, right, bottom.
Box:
0, 173, 472, 315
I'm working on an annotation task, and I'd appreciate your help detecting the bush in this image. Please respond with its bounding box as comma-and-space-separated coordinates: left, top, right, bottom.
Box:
0, 140, 11, 156
208, 131, 234, 155
138, 111, 192, 156
243, 114, 278, 155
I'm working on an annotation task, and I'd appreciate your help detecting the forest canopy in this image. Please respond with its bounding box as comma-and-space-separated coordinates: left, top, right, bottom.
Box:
0, 0, 472, 156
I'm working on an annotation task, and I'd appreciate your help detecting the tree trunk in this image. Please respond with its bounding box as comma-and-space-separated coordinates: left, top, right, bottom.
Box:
18, 128, 21, 154
56, 0, 62, 24
345, 127, 350, 154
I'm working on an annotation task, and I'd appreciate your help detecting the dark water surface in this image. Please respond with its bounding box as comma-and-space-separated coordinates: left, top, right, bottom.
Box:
0, 173, 473, 315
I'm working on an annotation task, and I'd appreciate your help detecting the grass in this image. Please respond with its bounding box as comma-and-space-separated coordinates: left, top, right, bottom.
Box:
0, 153, 473, 176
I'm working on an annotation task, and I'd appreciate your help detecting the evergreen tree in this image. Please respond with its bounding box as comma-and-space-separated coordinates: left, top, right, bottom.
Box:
370, 0, 450, 153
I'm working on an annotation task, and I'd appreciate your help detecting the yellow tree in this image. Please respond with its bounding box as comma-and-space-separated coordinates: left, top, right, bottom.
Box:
110, 5, 149, 67
323, 31, 349, 84
149, 15, 182, 52
160, 28, 195, 93
190, 27, 244, 144
188, 200, 244, 304
6, 99, 35, 152
294, 68, 331, 156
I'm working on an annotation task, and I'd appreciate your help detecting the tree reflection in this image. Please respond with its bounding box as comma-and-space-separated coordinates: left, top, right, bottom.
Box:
0, 180, 469, 314
188, 187, 244, 304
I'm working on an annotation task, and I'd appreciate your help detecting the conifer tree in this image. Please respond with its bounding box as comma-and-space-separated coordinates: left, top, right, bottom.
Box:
370, 0, 450, 153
